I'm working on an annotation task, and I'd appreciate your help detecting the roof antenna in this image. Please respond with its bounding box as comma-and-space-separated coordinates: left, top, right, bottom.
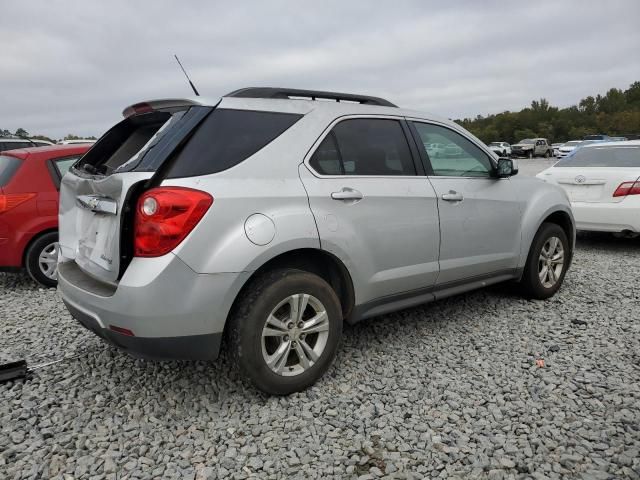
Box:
174, 54, 200, 96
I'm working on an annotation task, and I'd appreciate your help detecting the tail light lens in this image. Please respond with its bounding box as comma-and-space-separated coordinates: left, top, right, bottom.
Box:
613, 180, 640, 197
134, 187, 213, 257
0, 193, 36, 213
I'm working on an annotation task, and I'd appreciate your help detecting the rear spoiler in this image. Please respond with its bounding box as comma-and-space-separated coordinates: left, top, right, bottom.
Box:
122, 98, 205, 118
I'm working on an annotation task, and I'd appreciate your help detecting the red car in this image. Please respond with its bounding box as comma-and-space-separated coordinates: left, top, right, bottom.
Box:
0, 145, 91, 286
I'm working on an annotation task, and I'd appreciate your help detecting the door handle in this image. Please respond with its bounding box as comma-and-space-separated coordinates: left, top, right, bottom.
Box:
441, 191, 463, 202
331, 188, 363, 201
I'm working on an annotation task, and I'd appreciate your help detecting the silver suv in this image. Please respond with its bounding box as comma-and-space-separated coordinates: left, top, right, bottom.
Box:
58, 88, 574, 394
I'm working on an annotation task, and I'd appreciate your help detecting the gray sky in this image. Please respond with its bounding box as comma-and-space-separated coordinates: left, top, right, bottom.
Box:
2, 0, 639, 139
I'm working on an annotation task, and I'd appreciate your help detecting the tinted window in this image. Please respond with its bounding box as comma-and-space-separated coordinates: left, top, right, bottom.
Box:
310, 119, 416, 176
168, 109, 302, 178
412, 122, 493, 177
0, 155, 22, 187
309, 133, 343, 175
0, 141, 31, 151
556, 146, 640, 167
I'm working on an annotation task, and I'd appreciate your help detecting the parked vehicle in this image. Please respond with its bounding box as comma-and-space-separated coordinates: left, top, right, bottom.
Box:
0, 144, 91, 286
557, 140, 582, 158
0, 137, 54, 151
511, 138, 553, 158
425, 142, 446, 157
583, 134, 611, 141
488, 142, 511, 157
552, 143, 563, 157
444, 143, 464, 157
57, 87, 574, 394
538, 140, 640, 237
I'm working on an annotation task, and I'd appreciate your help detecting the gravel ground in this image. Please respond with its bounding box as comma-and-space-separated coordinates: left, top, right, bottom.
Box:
1, 233, 639, 480
1, 158, 639, 479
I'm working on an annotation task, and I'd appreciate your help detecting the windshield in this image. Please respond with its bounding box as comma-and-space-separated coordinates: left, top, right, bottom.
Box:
518, 139, 534, 144
564, 141, 581, 147
555, 145, 640, 167
489, 142, 501, 146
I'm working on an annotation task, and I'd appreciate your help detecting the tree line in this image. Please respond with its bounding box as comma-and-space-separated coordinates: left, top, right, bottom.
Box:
455, 81, 640, 144
0, 128, 96, 143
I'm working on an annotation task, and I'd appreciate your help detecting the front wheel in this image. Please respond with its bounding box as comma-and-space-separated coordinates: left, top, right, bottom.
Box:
228, 269, 343, 395
25, 231, 59, 288
544, 150, 550, 158
528, 150, 534, 159
519, 223, 570, 299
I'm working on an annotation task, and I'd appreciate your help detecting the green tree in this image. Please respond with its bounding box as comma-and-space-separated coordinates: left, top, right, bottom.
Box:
14, 128, 29, 137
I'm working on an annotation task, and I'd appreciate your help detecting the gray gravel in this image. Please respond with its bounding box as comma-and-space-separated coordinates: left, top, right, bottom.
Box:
1, 233, 639, 479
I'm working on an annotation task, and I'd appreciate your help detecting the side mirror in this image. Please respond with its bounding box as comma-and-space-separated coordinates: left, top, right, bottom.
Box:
496, 157, 518, 177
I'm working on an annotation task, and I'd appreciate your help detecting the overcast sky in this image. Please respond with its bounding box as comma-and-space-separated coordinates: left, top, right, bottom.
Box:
2, 0, 639, 139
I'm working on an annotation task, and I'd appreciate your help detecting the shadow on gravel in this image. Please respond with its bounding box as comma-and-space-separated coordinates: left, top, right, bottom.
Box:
575, 230, 640, 250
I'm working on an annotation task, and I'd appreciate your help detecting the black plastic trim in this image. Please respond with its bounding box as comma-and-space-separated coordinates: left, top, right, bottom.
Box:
225, 87, 397, 107
348, 269, 518, 324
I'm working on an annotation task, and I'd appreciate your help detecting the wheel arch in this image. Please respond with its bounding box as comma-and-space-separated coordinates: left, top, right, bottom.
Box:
228, 248, 356, 325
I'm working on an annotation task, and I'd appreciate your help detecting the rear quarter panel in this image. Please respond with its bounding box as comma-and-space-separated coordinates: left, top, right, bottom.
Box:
165, 111, 325, 274
0, 153, 59, 266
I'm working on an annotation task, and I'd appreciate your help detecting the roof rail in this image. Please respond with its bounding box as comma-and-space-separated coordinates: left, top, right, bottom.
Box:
224, 87, 397, 107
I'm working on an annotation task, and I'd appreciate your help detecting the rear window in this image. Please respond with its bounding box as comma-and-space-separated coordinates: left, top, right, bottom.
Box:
74, 111, 173, 176
0, 155, 22, 187
167, 109, 302, 178
556, 146, 640, 167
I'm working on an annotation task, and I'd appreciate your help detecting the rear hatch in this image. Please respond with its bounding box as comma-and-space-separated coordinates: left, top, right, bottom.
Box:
59, 100, 212, 284
541, 144, 640, 203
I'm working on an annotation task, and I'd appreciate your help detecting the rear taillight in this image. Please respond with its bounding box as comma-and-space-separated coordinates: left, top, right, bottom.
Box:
0, 193, 36, 213
134, 187, 213, 257
613, 180, 640, 197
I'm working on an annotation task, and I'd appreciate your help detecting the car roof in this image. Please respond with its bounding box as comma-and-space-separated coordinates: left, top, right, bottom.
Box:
1, 144, 91, 160
124, 88, 452, 125
580, 140, 640, 149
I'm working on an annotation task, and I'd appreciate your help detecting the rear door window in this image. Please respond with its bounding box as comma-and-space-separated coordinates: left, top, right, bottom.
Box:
0, 155, 22, 187
167, 109, 302, 178
309, 118, 417, 176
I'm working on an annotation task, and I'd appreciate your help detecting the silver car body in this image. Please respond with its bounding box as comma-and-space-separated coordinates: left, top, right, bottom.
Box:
58, 93, 574, 360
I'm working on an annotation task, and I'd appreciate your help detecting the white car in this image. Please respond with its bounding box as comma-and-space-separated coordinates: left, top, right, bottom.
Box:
424, 142, 446, 157
537, 141, 640, 236
551, 143, 563, 157
488, 142, 511, 157
556, 140, 582, 158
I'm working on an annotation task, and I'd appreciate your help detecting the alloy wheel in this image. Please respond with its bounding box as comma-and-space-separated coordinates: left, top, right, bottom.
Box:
538, 236, 564, 288
261, 294, 330, 377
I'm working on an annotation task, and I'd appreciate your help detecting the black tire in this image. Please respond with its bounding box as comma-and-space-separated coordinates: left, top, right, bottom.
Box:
25, 231, 59, 288
544, 150, 550, 158
228, 269, 343, 395
528, 150, 534, 159
519, 223, 570, 299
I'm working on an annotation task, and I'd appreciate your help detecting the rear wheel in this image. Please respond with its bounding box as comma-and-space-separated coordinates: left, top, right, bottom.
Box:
25, 231, 59, 288
519, 223, 569, 299
228, 269, 342, 395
